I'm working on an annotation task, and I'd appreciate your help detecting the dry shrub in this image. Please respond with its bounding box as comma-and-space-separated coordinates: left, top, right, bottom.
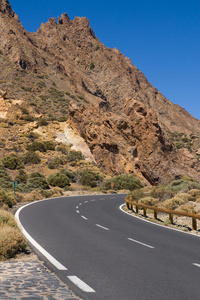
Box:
175, 193, 193, 202
195, 198, 200, 203
138, 197, 159, 206
0, 209, 17, 227
176, 202, 195, 213
23, 190, 42, 202
163, 197, 185, 210
45, 187, 63, 198
0, 226, 26, 260
188, 189, 200, 198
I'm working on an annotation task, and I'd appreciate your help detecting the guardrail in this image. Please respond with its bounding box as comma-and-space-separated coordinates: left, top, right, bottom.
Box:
125, 198, 200, 230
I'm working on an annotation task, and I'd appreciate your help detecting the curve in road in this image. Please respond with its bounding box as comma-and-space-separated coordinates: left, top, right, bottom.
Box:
16, 194, 200, 300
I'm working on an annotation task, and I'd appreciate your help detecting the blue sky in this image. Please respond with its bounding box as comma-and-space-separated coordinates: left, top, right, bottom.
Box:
10, 0, 200, 120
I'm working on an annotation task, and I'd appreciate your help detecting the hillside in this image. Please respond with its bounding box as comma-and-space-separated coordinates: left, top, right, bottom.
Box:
0, 0, 200, 187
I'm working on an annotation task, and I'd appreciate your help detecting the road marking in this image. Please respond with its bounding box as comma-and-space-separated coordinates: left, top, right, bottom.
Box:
76, 210, 80, 214
81, 216, 88, 220
96, 224, 109, 231
15, 205, 67, 271
100, 198, 105, 200
84, 201, 88, 203
127, 238, 154, 249
68, 276, 95, 293
76, 206, 79, 209
91, 199, 96, 202
193, 263, 200, 268
79, 203, 82, 206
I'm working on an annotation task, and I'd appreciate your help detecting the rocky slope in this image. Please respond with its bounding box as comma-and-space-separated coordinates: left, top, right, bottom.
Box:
0, 0, 200, 184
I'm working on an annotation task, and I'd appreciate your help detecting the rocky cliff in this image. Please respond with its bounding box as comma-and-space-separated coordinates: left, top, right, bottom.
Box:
0, 0, 200, 184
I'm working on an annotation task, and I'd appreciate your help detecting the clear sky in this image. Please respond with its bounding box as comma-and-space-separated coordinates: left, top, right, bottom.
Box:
9, 0, 200, 120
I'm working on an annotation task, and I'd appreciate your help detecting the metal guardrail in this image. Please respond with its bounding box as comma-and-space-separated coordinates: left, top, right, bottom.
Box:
125, 198, 200, 230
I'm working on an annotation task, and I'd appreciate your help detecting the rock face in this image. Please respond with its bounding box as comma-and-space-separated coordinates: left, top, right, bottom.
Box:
0, 0, 200, 184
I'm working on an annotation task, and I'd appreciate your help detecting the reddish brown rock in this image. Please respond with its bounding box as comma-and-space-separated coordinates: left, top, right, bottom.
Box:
0, 1, 200, 184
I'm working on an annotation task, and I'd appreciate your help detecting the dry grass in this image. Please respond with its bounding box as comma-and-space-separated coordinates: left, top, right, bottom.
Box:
0, 209, 26, 261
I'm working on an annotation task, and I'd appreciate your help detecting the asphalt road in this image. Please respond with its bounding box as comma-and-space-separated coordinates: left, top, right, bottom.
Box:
16, 194, 200, 300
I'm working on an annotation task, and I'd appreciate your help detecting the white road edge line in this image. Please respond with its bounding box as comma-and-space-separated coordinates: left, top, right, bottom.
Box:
81, 215, 88, 220
128, 238, 154, 249
193, 263, 200, 268
15, 203, 67, 271
68, 276, 95, 293
96, 224, 109, 231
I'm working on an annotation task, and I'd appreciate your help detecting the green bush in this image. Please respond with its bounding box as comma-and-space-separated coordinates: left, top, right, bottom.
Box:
56, 144, 68, 154
127, 189, 145, 202
15, 169, 27, 184
66, 150, 84, 162
2, 155, 22, 170
21, 151, 41, 165
102, 174, 144, 191
43, 141, 55, 151
26, 141, 46, 152
165, 177, 200, 193
48, 87, 65, 99
48, 157, 63, 169
26, 141, 55, 152
27, 172, 49, 190
89, 61, 95, 70
47, 172, 70, 188
23, 115, 35, 122
38, 118, 48, 126
0, 167, 12, 189
60, 169, 76, 181
0, 189, 14, 208
150, 185, 174, 202
19, 107, 29, 115
78, 170, 102, 188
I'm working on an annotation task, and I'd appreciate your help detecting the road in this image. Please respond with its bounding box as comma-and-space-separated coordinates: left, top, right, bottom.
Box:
16, 194, 200, 300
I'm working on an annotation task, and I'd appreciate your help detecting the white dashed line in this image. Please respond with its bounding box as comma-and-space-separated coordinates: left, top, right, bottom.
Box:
76, 210, 80, 214
79, 203, 82, 206
76, 206, 79, 209
68, 276, 95, 293
81, 216, 88, 220
127, 238, 154, 249
91, 199, 96, 202
96, 224, 109, 231
193, 263, 200, 268
84, 201, 88, 203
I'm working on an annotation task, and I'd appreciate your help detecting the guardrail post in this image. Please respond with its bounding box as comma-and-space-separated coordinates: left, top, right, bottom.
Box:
154, 210, 157, 219
169, 213, 173, 224
192, 217, 197, 230
136, 205, 138, 214
143, 207, 146, 217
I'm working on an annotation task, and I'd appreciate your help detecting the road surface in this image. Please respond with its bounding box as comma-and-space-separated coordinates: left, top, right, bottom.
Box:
16, 194, 200, 300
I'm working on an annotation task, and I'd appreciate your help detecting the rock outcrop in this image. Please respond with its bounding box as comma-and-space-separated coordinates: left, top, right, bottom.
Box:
0, 0, 200, 184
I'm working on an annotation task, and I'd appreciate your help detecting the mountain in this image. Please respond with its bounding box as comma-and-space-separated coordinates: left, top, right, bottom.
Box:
1, 0, 200, 185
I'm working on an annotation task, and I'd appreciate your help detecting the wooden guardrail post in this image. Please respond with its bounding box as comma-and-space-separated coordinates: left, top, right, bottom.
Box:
136, 205, 139, 214
169, 213, 173, 224
192, 218, 197, 230
192, 212, 197, 230
154, 210, 157, 219
143, 207, 146, 216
